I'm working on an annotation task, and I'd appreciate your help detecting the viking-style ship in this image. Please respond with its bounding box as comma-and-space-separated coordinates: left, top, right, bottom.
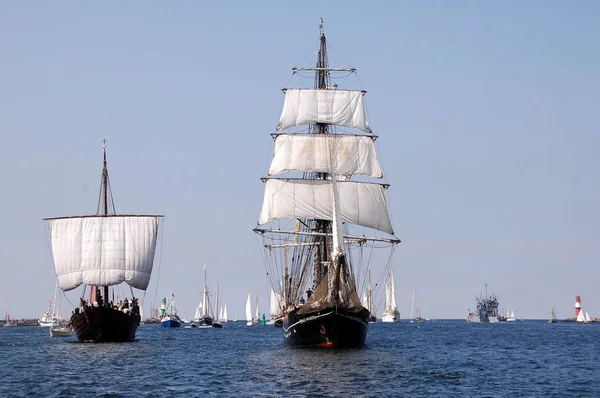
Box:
44, 141, 163, 342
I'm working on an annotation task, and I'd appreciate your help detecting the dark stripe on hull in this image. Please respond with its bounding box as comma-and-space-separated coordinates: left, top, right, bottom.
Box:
71, 307, 140, 342
283, 307, 369, 348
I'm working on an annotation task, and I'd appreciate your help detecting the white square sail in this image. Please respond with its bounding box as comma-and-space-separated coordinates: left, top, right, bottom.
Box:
277, 89, 371, 132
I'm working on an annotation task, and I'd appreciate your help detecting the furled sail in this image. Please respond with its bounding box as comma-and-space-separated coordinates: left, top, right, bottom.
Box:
47, 215, 161, 291
277, 89, 371, 133
269, 134, 383, 178
258, 178, 394, 235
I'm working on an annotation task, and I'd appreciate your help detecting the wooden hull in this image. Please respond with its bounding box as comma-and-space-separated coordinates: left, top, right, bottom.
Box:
283, 307, 369, 348
70, 306, 140, 342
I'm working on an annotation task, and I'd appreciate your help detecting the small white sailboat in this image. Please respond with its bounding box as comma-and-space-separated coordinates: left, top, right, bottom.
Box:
381, 265, 400, 322
506, 306, 516, 322
233, 308, 238, 323
576, 309, 586, 323
549, 306, 557, 323
253, 294, 263, 324
193, 301, 202, 323
222, 304, 228, 323
49, 287, 72, 337
410, 289, 423, 323
40, 282, 60, 328
585, 311, 592, 323
246, 293, 253, 326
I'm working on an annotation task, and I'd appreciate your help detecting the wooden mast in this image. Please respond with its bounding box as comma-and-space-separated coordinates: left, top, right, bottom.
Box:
283, 246, 289, 310
101, 139, 109, 303
313, 21, 331, 290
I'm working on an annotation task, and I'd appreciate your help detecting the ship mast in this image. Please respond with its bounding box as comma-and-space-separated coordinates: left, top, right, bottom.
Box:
203, 264, 208, 318
102, 139, 108, 216
313, 22, 331, 289
96, 138, 115, 303
96, 139, 112, 304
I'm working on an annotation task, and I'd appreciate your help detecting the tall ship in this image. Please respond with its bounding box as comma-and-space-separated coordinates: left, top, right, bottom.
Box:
254, 22, 400, 347
44, 141, 163, 342
466, 284, 499, 323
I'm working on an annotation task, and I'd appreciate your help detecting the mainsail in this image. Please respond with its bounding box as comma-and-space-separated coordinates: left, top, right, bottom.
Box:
259, 179, 393, 234
47, 216, 161, 291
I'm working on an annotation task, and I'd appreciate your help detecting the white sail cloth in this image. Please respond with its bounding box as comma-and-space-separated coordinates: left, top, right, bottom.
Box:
269, 134, 383, 178
362, 292, 369, 309
385, 267, 397, 311
270, 289, 283, 317
245, 293, 252, 322
277, 89, 371, 133
47, 216, 161, 291
258, 179, 394, 235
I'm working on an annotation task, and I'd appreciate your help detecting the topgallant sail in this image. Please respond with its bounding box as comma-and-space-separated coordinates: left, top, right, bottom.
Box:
254, 23, 400, 347
44, 141, 163, 342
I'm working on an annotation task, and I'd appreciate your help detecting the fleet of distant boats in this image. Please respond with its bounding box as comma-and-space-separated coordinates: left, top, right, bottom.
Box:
465, 285, 596, 324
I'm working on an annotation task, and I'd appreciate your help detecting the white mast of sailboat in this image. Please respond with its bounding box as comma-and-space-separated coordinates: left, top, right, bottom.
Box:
215, 283, 219, 321
410, 289, 416, 320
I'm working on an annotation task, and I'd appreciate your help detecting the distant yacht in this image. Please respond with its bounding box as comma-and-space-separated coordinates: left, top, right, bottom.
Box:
382, 265, 400, 322
39, 282, 60, 328
409, 289, 424, 323
506, 306, 516, 322
195, 265, 221, 328
549, 306, 557, 323
245, 293, 253, 326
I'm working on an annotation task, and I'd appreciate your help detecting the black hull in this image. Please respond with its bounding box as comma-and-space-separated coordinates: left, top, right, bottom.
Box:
283, 307, 369, 348
71, 306, 140, 342
197, 316, 213, 326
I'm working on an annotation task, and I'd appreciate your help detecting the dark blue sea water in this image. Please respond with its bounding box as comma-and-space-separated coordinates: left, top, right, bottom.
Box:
1, 320, 599, 397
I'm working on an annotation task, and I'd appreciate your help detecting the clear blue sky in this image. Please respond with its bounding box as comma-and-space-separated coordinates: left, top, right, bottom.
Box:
1, 2, 598, 319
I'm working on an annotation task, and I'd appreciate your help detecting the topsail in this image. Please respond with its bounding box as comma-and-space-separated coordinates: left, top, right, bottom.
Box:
277, 89, 371, 132
269, 134, 383, 178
